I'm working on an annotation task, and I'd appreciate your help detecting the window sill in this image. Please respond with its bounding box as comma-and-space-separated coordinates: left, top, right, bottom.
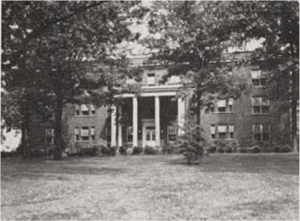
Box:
211, 112, 234, 114
75, 115, 96, 117
251, 113, 270, 115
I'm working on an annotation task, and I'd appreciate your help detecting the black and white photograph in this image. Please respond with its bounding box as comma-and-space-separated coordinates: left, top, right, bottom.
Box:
1, 1, 299, 220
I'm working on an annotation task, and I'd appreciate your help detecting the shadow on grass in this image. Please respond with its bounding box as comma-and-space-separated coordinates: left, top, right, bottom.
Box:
1, 156, 126, 180
167, 153, 299, 176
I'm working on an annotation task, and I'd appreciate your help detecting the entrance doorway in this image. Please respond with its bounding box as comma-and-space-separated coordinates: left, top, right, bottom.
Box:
142, 119, 156, 147
145, 126, 156, 146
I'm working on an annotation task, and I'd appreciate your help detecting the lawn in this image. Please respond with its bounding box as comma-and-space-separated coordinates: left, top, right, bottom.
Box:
1, 153, 299, 220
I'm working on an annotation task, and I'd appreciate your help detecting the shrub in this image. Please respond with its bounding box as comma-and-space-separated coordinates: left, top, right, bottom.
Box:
144, 146, 155, 155
132, 146, 143, 155
209, 145, 217, 153
282, 144, 292, 153
238, 148, 248, 153
162, 144, 174, 154
118, 146, 128, 155
100, 145, 116, 156
225, 146, 233, 153
274, 145, 281, 153
251, 145, 261, 153
218, 147, 225, 153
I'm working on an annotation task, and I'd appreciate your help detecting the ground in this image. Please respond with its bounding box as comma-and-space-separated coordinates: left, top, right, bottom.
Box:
1, 153, 299, 220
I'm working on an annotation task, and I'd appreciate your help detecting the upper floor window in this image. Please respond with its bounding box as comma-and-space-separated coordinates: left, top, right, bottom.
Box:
251, 69, 267, 86
75, 104, 96, 116
147, 73, 155, 86
215, 98, 233, 113
45, 128, 54, 144
253, 124, 270, 141
252, 97, 270, 114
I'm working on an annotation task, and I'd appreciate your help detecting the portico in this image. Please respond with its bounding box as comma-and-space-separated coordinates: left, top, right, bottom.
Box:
111, 85, 186, 148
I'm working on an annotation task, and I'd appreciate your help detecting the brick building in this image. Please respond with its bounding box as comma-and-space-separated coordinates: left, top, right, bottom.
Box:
35, 52, 291, 150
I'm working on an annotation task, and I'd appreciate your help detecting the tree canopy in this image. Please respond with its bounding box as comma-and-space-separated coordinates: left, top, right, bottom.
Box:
1, 1, 147, 159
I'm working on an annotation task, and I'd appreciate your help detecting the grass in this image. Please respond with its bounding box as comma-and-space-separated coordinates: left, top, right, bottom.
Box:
1, 153, 299, 220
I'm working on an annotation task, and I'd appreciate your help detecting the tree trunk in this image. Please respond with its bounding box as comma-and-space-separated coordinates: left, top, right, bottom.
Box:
291, 70, 298, 152
53, 99, 64, 160
196, 91, 202, 142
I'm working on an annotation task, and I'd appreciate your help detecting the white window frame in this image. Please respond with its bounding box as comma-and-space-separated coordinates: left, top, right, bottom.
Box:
167, 126, 177, 142
215, 99, 234, 113
252, 124, 270, 141
147, 73, 155, 86
251, 69, 267, 87
252, 97, 270, 114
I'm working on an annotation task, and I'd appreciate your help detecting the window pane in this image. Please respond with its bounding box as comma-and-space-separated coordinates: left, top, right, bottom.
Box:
229, 125, 234, 132
254, 134, 261, 141
253, 125, 261, 134
218, 125, 227, 133
253, 106, 261, 113
210, 125, 216, 134
217, 100, 226, 107
261, 106, 269, 113
261, 97, 269, 105
252, 79, 260, 86
252, 97, 260, 105
262, 133, 270, 141
219, 132, 227, 139
81, 127, 89, 136
218, 107, 226, 112
251, 69, 261, 79
147, 73, 155, 85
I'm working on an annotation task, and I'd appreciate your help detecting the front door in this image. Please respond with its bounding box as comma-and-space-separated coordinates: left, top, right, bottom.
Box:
145, 126, 156, 147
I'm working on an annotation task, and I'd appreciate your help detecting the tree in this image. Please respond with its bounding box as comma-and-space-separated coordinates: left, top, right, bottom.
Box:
1, 1, 147, 159
142, 1, 246, 140
226, 1, 299, 151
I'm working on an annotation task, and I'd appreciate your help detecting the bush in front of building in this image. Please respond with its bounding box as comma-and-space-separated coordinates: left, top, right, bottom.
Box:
208, 144, 217, 153
162, 143, 175, 154
118, 146, 128, 155
132, 146, 143, 155
281, 144, 292, 152
144, 146, 155, 155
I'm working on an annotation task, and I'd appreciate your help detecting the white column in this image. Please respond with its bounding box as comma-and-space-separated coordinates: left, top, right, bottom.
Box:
133, 97, 138, 147
177, 97, 185, 136
118, 106, 123, 147
155, 96, 161, 146
111, 105, 116, 147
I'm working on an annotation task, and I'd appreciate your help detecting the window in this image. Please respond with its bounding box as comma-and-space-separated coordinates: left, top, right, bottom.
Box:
81, 104, 89, 116
75, 126, 96, 141
127, 126, 133, 142
168, 126, 177, 142
229, 125, 234, 139
90, 105, 95, 115
215, 98, 234, 113
251, 69, 267, 86
252, 97, 270, 114
75, 127, 80, 141
218, 125, 227, 139
211, 124, 216, 139
75, 104, 96, 116
147, 73, 155, 85
91, 127, 96, 140
81, 127, 89, 140
253, 124, 270, 141
211, 124, 234, 139
45, 128, 54, 144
